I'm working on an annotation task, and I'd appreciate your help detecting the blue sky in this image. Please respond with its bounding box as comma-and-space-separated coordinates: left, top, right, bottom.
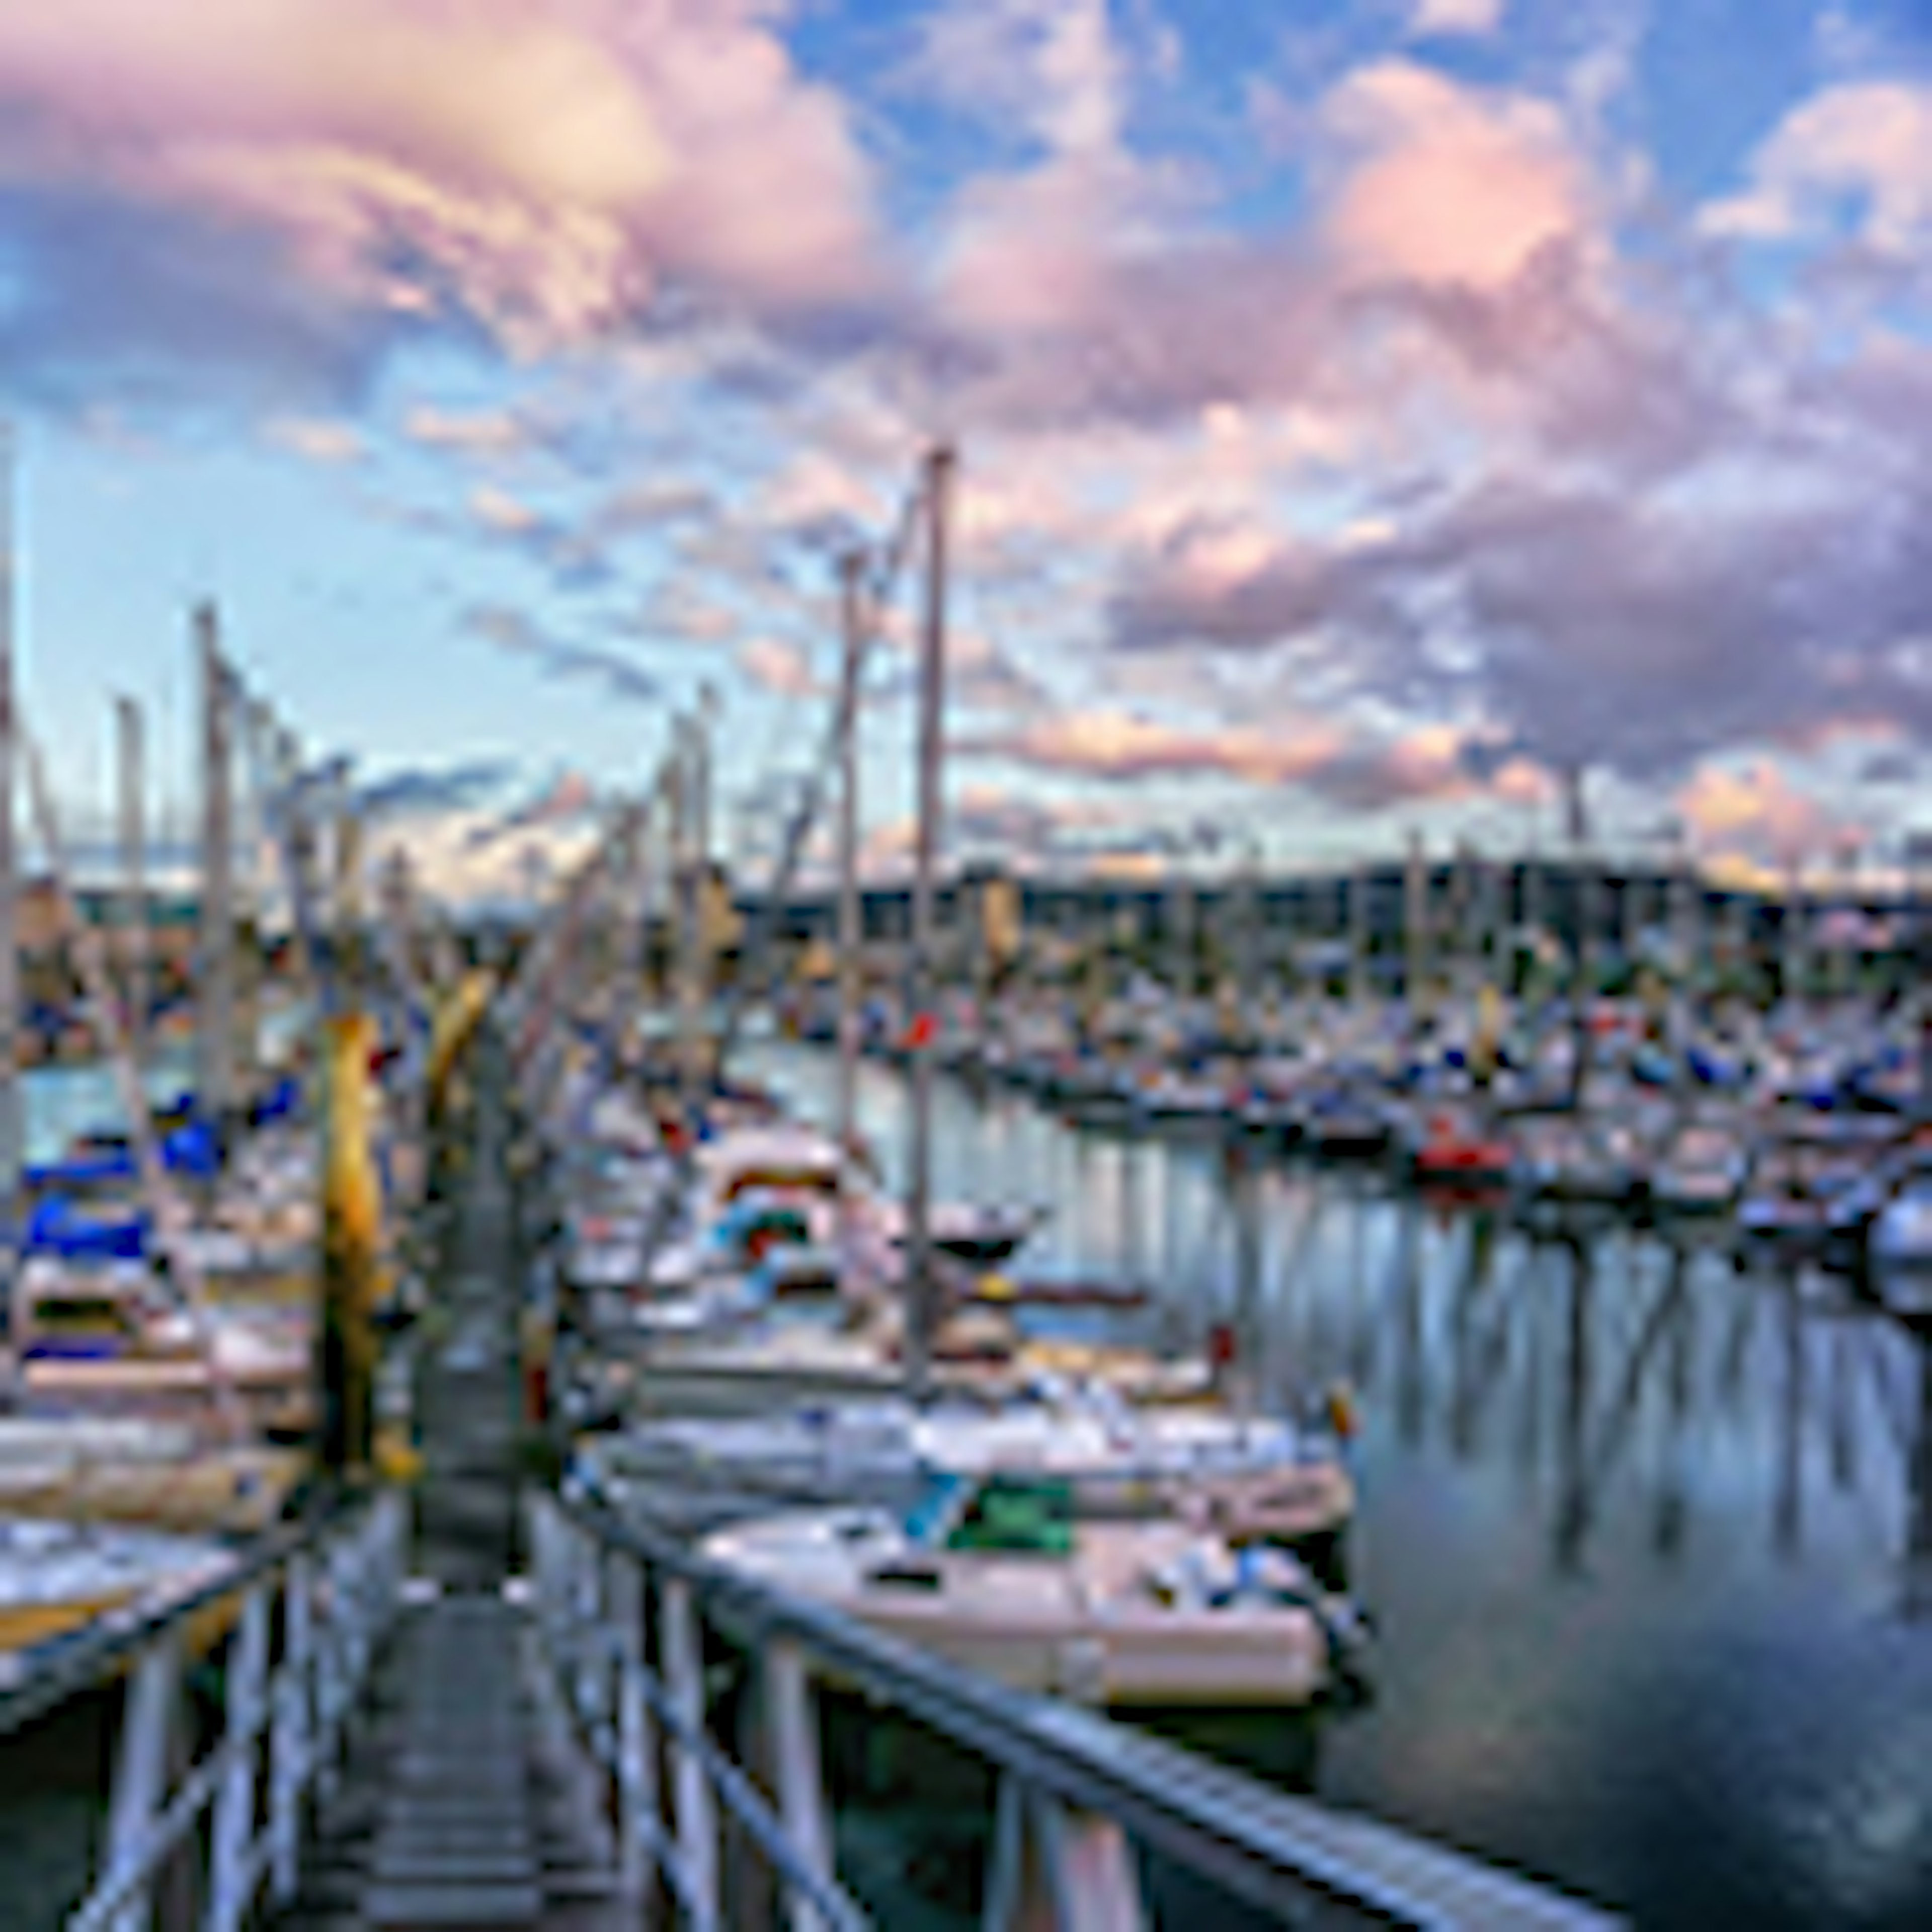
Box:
4, 0, 1932, 900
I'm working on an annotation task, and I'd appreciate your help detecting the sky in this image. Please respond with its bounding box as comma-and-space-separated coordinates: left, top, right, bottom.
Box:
5, 0, 1932, 903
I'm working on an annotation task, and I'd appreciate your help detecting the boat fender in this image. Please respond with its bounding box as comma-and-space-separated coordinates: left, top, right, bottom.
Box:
1325, 1382, 1360, 1441
1057, 1635, 1108, 1706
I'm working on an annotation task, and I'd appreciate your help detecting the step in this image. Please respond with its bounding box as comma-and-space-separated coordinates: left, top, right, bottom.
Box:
361, 1879, 543, 1927
375, 1831, 536, 1867
370, 1850, 540, 1886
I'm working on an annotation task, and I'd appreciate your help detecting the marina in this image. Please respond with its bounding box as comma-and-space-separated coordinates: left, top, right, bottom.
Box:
3, 8, 1932, 1925
0, 435, 1927, 1928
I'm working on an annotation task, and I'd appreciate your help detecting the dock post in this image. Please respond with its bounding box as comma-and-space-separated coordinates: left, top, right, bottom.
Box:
209, 1582, 271, 1932
765, 1639, 834, 1932
104, 1631, 182, 1932
661, 1575, 720, 1922
607, 1551, 659, 1911
270, 1553, 314, 1904
983, 1775, 1146, 1932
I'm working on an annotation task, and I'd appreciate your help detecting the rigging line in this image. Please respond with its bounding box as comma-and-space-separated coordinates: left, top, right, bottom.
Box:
17, 712, 252, 1442
866, 465, 928, 611
713, 460, 933, 1062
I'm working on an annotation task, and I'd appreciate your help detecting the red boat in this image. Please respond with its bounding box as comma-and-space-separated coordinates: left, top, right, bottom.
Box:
1411, 1110, 1515, 1184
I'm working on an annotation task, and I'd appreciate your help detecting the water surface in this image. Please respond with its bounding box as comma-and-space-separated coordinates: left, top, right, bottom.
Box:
756, 1043, 1932, 1929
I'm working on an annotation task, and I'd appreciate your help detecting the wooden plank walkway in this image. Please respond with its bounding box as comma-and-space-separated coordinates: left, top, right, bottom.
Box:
274, 1058, 619, 1931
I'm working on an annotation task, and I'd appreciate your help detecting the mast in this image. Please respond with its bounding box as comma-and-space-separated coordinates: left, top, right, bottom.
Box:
1237, 839, 1261, 1044
116, 696, 148, 1075
835, 551, 866, 1180
1565, 765, 1592, 1107
1782, 852, 1804, 1003
1168, 868, 1193, 1003
666, 693, 720, 1107
1669, 823, 1696, 1041
1348, 856, 1370, 1008
1404, 830, 1427, 1016
0, 435, 19, 1395
1521, 841, 1544, 996
195, 602, 235, 1132
904, 445, 952, 1402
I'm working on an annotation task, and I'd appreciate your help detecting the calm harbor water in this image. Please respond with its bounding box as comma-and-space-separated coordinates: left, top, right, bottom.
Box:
754, 1041, 1932, 1930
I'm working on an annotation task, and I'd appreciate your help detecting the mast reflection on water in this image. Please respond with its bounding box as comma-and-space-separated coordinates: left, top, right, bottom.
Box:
756, 1042, 1932, 1931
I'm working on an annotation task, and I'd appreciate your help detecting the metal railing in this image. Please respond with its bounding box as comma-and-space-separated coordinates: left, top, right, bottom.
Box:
0, 1489, 410, 1932
528, 1486, 1626, 1932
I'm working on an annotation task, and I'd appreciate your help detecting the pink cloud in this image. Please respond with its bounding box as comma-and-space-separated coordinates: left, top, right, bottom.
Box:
1675, 761, 1858, 865
0, 0, 883, 375
738, 636, 822, 700
1319, 60, 1595, 292
959, 709, 1344, 787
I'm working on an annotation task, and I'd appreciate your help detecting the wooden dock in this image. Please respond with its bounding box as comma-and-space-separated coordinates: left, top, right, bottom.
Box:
273, 1068, 616, 1931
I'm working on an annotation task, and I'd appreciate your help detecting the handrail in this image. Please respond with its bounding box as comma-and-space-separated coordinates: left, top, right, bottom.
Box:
22, 1487, 411, 1932
544, 1484, 1625, 1931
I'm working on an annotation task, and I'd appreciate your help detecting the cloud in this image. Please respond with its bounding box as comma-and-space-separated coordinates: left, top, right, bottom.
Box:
1410, 0, 1506, 36
947, 784, 1133, 869
0, 0, 884, 398
1702, 81, 1932, 255
264, 414, 364, 463
904, 0, 1130, 156
355, 758, 516, 821
461, 768, 598, 854
950, 632, 1053, 716
1103, 425, 1932, 785
954, 705, 1521, 814
403, 405, 535, 457
954, 710, 1330, 787
1675, 761, 1855, 865
622, 585, 741, 648
454, 476, 717, 591
461, 602, 661, 706
738, 635, 823, 700
1317, 60, 1596, 291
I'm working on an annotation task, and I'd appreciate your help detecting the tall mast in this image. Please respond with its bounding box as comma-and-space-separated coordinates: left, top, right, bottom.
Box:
674, 712, 701, 1111
1404, 830, 1427, 1016
0, 435, 20, 1393
195, 602, 235, 1130
1238, 840, 1261, 1042
835, 551, 867, 1178
1348, 856, 1370, 1007
1566, 765, 1592, 1106
117, 695, 148, 1074
904, 445, 953, 1403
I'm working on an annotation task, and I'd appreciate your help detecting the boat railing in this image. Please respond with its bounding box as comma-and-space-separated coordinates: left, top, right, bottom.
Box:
0, 1486, 409, 1932
530, 1483, 1625, 1931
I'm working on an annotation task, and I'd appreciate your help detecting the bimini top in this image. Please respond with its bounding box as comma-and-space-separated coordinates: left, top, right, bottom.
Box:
695, 1125, 846, 1198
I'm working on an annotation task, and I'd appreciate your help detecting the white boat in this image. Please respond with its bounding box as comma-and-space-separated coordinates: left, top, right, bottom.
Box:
16, 1260, 311, 1428
1647, 1121, 1748, 1213
585, 1386, 1354, 1563
1868, 1182, 1932, 1318
0, 1517, 237, 1677
702, 1472, 1369, 1709
629, 1301, 1213, 1418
